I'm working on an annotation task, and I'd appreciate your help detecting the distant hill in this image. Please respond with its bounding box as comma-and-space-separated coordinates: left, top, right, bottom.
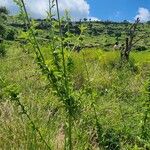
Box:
5, 16, 150, 51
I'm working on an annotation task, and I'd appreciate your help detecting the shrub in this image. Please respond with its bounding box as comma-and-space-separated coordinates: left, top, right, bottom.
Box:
102, 128, 120, 150
135, 46, 147, 51
5, 28, 16, 40
0, 43, 6, 57
95, 121, 120, 150
0, 7, 8, 15
0, 24, 6, 38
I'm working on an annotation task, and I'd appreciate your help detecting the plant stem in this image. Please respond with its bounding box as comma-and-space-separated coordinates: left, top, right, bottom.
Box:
55, 0, 72, 149
19, 0, 63, 99
55, 0, 68, 89
141, 78, 150, 140
68, 108, 73, 150
49, 0, 52, 16
20, 0, 45, 62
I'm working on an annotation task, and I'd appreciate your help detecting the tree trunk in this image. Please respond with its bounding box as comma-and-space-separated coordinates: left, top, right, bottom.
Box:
120, 18, 140, 62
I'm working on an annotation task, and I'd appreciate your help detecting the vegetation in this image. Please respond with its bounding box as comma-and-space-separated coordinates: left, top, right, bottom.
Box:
0, 1, 150, 150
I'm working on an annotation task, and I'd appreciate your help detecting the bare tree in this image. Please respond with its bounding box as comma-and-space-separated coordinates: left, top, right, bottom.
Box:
121, 18, 140, 61
121, 18, 150, 61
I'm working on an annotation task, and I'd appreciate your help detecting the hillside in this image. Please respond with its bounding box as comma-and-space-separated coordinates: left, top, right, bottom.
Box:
6, 17, 150, 51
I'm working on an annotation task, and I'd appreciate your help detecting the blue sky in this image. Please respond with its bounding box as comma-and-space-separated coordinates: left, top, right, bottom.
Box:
87, 0, 150, 21
0, 0, 150, 22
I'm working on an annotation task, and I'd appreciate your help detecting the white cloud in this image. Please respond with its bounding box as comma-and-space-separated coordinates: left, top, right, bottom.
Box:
59, 0, 90, 20
87, 17, 100, 21
0, 0, 15, 11
0, 0, 9, 6
135, 7, 150, 22
0, 0, 99, 20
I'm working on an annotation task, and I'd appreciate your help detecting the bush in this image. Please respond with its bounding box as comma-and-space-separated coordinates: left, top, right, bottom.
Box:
0, 7, 8, 15
135, 46, 147, 51
0, 43, 6, 57
5, 28, 16, 40
0, 24, 6, 38
102, 128, 120, 150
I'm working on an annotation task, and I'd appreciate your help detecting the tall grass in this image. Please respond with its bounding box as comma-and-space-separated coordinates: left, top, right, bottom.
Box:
141, 75, 150, 141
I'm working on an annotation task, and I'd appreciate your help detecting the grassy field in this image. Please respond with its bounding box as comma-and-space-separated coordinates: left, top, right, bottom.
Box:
0, 41, 150, 149
0, 2, 150, 149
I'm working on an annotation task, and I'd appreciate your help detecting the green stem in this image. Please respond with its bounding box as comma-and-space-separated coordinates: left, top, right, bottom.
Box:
20, 0, 45, 63
92, 103, 103, 149
141, 78, 150, 140
49, 0, 52, 16
55, 1, 72, 149
68, 108, 72, 150
20, 0, 62, 99
55, 0, 68, 89
82, 51, 90, 81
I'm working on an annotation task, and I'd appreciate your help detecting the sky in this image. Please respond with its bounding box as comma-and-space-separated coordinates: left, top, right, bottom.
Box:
0, 0, 150, 22
87, 0, 150, 22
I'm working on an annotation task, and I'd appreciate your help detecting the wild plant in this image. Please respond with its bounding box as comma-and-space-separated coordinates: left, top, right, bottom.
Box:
0, 6, 7, 57
141, 76, 150, 141
0, 43, 6, 57
12, 0, 86, 149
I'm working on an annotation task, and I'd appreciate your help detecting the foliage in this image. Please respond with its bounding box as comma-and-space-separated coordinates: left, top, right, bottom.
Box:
0, 7, 8, 15
135, 46, 147, 51
0, 24, 6, 38
5, 28, 17, 40
0, 43, 6, 57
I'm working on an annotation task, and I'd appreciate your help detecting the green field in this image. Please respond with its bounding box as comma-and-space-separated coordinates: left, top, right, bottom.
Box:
1, 42, 150, 149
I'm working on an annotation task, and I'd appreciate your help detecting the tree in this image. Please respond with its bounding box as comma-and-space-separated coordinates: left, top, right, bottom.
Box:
121, 18, 140, 61
83, 18, 87, 22
0, 7, 8, 39
0, 7, 8, 14
121, 18, 150, 61
0, 7, 8, 57
123, 20, 129, 24
0, 6, 8, 22
147, 21, 150, 24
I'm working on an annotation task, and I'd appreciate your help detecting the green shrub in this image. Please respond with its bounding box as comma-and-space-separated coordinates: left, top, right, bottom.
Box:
102, 128, 120, 150
0, 24, 6, 38
95, 122, 120, 150
0, 43, 6, 57
135, 46, 147, 51
5, 28, 16, 40
0, 6, 8, 15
